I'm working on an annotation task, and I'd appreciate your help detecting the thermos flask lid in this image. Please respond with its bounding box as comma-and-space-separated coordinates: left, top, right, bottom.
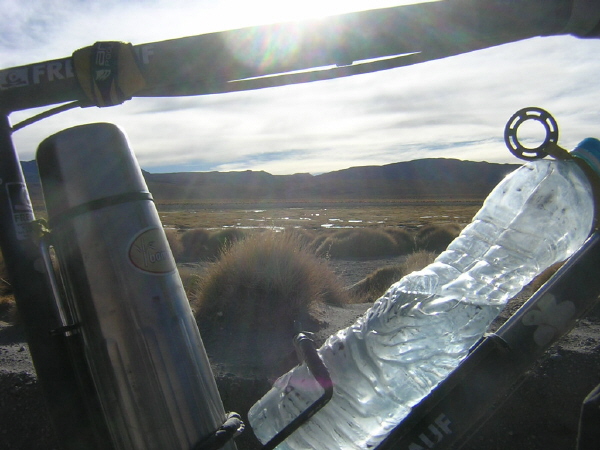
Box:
36, 123, 150, 223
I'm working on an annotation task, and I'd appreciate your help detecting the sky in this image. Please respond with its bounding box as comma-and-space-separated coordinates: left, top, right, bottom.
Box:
2, 0, 600, 175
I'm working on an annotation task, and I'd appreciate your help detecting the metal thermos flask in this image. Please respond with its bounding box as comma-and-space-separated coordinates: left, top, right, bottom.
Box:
36, 123, 235, 450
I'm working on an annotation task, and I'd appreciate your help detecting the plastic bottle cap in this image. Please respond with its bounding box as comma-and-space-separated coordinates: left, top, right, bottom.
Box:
572, 138, 600, 179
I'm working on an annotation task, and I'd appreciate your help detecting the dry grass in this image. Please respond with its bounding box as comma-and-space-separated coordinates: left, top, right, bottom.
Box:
0, 251, 11, 295
347, 250, 565, 305
348, 266, 406, 303
156, 201, 481, 230
307, 233, 329, 253
178, 229, 210, 261
0, 295, 16, 323
526, 261, 565, 293
315, 228, 408, 259
0, 251, 16, 322
283, 228, 318, 249
164, 228, 184, 261
402, 250, 438, 274
384, 228, 416, 254
177, 265, 204, 295
348, 251, 437, 302
168, 228, 248, 262
205, 228, 246, 256
157, 202, 478, 259
415, 223, 463, 253
191, 232, 350, 333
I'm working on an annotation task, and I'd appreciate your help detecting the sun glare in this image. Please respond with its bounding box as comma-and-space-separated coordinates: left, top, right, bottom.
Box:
207, 0, 439, 31
206, 0, 438, 81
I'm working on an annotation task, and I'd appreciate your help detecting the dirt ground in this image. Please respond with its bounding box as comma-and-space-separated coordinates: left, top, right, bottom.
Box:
1, 257, 599, 450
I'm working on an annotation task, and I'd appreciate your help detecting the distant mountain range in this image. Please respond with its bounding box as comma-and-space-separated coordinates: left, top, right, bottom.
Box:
141, 158, 520, 202
22, 158, 521, 204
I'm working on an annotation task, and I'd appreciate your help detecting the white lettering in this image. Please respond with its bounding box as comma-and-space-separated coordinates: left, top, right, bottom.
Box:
427, 424, 444, 443
407, 414, 452, 449
47, 62, 64, 81
32, 65, 45, 84
30, 61, 75, 84
95, 43, 114, 67
65, 59, 74, 78
95, 50, 105, 66
409, 444, 425, 450
419, 433, 435, 449
95, 69, 112, 81
434, 414, 452, 435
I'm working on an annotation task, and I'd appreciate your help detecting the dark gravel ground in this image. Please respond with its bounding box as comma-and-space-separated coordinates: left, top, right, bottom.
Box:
1, 257, 599, 450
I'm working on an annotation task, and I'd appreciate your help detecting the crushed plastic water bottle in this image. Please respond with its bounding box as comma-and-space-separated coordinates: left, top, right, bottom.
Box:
248, 149, 598, 449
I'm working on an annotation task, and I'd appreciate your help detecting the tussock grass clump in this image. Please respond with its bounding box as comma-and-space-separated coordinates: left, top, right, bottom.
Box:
176, 228, 247, 261
206, 228, 246, 254
178, 229, 210, 261
0, 251, 16, 322
192, 232, 349, 333
316, 228, 401, 259
177, 265, 204, 295
384, 228, 415, 255
402, 250, 437, 274
283, 228, 318, 249
0, 295, 17, 323
415, 223, 463, 253
349, 251, 437, 302
349, 266, 405, 303
349, 250, 567, 305
164, 228, 184, 261
307, 232, 330, 253
0, 251, 11, 296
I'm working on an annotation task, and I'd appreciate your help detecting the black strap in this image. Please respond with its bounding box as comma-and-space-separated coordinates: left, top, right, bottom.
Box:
49, 191, 153, 229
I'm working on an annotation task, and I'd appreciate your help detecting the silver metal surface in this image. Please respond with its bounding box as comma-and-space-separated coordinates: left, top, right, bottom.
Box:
37, 123, 235, 450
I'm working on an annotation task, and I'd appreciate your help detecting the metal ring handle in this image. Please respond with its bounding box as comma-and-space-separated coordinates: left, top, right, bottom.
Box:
504, 107, 559, 161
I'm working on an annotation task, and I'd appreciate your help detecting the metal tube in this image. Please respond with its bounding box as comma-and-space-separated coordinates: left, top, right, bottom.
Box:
0, 0, 580, 112
37, 122, 236, 450
0, 114, 109, 449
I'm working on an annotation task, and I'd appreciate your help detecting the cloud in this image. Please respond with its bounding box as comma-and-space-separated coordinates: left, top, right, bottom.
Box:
4, 2, 600, 174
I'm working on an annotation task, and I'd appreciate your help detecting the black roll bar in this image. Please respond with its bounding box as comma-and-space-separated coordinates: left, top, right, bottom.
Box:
2, 1, 600, 114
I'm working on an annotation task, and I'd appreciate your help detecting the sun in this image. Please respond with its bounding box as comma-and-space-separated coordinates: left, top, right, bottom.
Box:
123, 1, 439, 51
206, 0, 437, 31
203, 0, 437, 81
